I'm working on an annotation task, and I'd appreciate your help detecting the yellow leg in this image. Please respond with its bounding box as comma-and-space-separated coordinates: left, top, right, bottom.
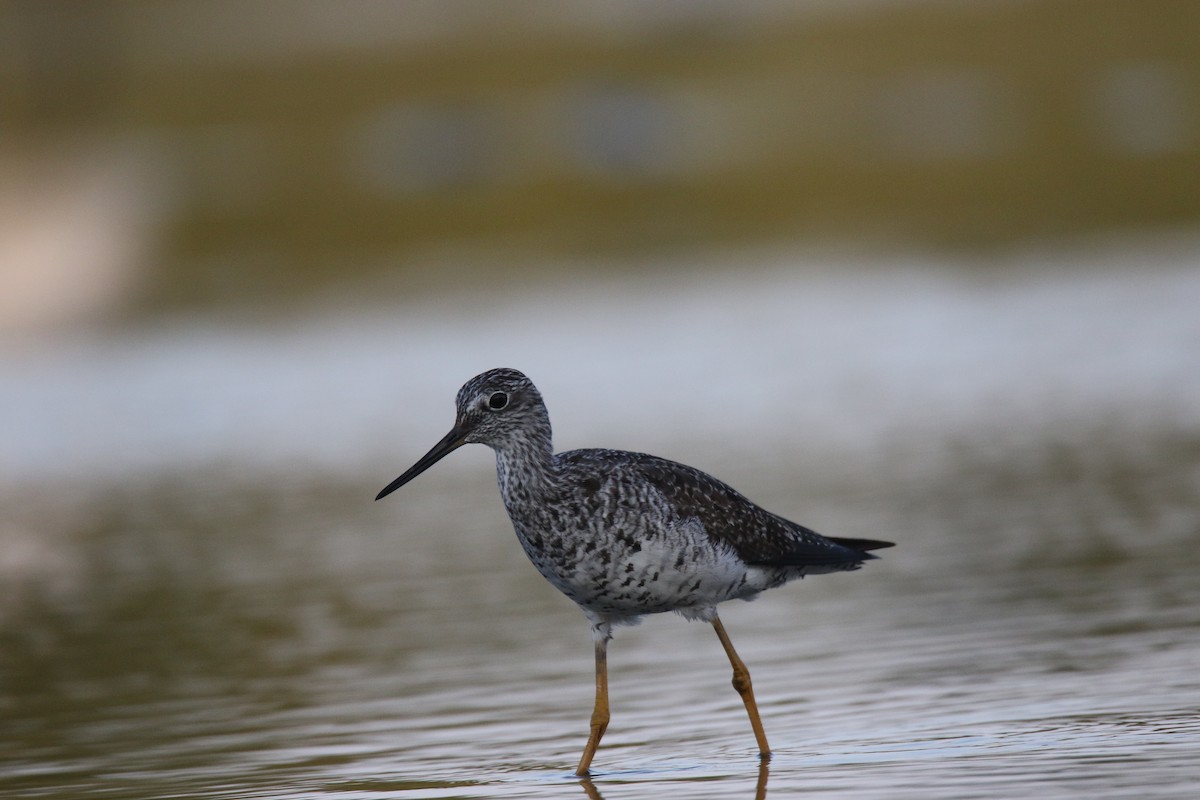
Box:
576, 638, 610, 776
712, 615, 771, 758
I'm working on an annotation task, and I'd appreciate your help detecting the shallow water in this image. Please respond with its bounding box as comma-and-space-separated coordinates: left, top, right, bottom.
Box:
3, 247, 1200, 798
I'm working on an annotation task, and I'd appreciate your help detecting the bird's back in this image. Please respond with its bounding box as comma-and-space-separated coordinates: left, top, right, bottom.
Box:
557, 448, 890, 571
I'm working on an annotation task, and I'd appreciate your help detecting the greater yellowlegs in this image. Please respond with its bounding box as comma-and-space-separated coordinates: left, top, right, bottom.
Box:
376, 368, 892, 775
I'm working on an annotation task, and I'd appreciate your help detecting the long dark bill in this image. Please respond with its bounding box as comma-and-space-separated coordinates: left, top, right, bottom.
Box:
375, 424, 468, 501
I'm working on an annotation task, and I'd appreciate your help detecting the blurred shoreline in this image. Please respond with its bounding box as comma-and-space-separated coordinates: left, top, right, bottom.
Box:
3, 0, 1199, 328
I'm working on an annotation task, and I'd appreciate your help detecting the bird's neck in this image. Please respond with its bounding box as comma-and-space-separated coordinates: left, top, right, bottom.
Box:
493, 421, 557, 500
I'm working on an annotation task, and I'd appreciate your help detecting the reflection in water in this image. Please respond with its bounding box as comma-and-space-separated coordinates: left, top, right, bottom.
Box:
2, 253, 1200, 797
580, 758, 769, 799
580, 776, 603, 800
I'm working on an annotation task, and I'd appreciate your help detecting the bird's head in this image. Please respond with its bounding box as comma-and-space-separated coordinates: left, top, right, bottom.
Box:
375, 368, 546, 500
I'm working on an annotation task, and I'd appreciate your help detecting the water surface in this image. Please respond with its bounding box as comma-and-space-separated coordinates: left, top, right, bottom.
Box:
2, 247, 1199, 797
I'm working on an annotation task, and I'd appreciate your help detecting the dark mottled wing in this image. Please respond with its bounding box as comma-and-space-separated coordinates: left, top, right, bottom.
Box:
563, 449, 891, 568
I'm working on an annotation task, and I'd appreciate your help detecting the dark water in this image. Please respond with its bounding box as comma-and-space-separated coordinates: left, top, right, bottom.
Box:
3, 249, 1199, 797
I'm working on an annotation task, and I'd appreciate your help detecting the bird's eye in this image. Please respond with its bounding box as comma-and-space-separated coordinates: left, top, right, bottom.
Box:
488, 391, 509, 410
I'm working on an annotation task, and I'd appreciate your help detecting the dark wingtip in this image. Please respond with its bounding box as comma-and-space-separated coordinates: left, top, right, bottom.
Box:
830, 537, 895, 552
827, 537, 895, 561
747, 535, 895, 568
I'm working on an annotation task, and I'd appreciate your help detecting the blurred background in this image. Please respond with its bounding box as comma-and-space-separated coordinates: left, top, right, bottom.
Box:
4, 0, 1199, 326
2, 2, 1199, 798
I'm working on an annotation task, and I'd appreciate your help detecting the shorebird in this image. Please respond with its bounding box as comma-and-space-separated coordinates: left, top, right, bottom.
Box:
376, 368, 892, 775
